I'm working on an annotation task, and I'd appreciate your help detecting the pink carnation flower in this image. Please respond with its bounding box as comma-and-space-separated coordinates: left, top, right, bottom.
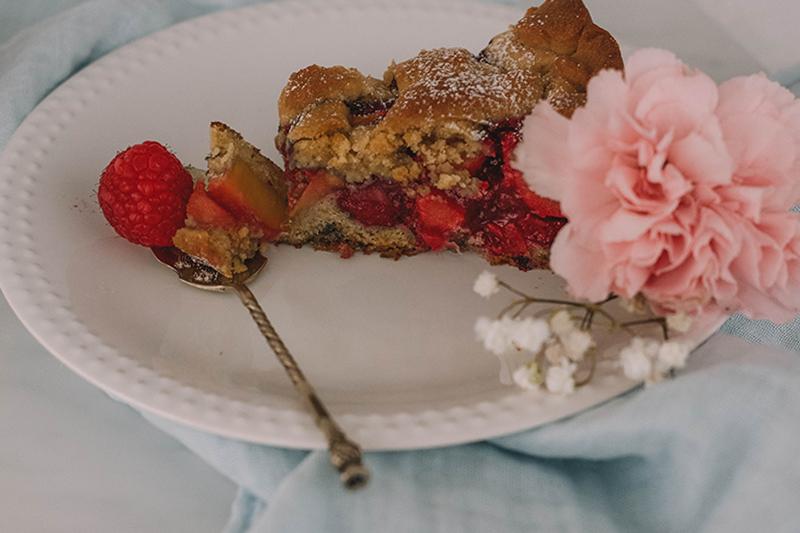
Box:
514, 48, 800, 323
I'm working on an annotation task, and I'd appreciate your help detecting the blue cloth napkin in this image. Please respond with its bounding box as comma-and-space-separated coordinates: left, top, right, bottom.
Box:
2, 1, 799, 532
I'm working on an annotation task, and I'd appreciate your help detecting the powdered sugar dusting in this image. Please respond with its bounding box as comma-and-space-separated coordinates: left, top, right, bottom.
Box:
546, 82, 582, 115
383, 48, 545, 129
481, 31, 538, 71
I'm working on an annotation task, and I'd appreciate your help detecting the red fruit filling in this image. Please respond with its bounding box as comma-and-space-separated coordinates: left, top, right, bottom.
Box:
337, 181, 409, 227
280, 118, 567, 266
415, 193, 466, 250
466, 127, 566, 264
186, 181, 238, 229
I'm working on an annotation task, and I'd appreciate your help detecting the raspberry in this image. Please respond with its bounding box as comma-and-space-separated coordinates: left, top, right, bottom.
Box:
98, 142, 193, 247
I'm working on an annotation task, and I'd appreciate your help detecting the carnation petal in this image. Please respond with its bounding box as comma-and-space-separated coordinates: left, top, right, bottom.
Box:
515, 103, 571, 202
718, 74, 800, 210
668, 131, 733, 187
633, 72, 719, 140
625, 48, 684, 87
736, 282, 797, 323
550, 225, 612, 302
718, 73, 795, 117
718, 185, 765, 222
601, 208, 665, 242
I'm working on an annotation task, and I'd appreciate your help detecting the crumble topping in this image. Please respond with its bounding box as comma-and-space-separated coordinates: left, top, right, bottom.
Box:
173, 225, 259, 277
278, 0, 621, 195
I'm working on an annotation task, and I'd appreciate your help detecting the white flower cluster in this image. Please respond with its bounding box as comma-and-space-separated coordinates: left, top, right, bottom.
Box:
474, 309, 594, 395
475, 316, 551, 356
472, 273, 693, 395
619, 337, 690, 385
473, 271, 500, 299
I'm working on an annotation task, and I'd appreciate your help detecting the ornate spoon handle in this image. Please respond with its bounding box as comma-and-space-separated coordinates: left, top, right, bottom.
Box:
233, 283, 369, 489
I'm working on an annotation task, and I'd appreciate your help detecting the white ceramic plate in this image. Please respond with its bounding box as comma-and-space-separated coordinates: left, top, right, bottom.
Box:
0, 0, 717, 450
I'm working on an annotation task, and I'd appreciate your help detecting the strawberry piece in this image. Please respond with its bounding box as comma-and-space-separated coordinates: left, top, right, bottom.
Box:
291, 171, 344, 216
516, 212, 566, 248
207, 159, 287, 238
417, 227, 448, 250
414, 193, 466, 250
416, 194, 465, 231
337, 182, 408, 227
500, 131, 563, 218
483, 221, 529, 257
98, 141, 193, 247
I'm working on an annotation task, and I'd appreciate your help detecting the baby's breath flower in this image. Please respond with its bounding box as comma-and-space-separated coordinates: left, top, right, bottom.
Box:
545, 361, 577, 394
620, 337, 654, 381
549, 310, 574, 337
656, 341, 690, 373
544, 342, 566, 364
666, 312, 693, 334
510, 318, 551, 354
475, 317, 511, 356
512, 361, 543, 390
474, 316, 493, 339
473, 271, 500, 299
561, 329, 593, 362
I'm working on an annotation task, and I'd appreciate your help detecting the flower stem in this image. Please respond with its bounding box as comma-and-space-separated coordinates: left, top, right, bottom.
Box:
498, 281, 532, 300
574, 351, 597, 387
580, 308, 595, 331
497, 299, 528, 319
619, 317, 670, 340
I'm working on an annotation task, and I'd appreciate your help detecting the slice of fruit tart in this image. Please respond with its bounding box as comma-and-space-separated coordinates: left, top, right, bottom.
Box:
275, 0, 622, 269
98, 0, 622, 277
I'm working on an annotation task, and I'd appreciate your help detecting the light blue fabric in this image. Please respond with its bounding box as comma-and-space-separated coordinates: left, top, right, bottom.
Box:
1, 2, 799, 532
144, 335, 800, 532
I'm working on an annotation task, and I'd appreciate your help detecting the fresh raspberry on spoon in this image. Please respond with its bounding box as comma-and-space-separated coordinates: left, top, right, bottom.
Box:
98, 141, 193, 247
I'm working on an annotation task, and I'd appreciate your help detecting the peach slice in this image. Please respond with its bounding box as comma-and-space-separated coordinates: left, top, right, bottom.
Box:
207, 159, 287, 238
186, 181, 237, 229
291, 171, 344, 216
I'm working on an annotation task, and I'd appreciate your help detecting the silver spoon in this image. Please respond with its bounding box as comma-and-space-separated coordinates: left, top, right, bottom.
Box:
151, 246, 369, 490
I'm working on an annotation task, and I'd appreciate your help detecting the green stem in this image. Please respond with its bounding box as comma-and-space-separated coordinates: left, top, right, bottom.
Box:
512, 301, 533, 319
620, 317, 666, 328
497, 299, 527, 319
575, 351, 597, 387
619, 317, 670, 340
597, 294, 619, 305
498, 281, 531, 300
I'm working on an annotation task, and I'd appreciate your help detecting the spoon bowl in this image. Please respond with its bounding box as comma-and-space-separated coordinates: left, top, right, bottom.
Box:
151, 246, 267, 291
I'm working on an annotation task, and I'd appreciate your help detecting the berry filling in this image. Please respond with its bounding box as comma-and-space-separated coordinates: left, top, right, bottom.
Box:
337, 180, 410, 227
280, 118, 566, 265
466, 126, 566, 263
414, 192, 466, 250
